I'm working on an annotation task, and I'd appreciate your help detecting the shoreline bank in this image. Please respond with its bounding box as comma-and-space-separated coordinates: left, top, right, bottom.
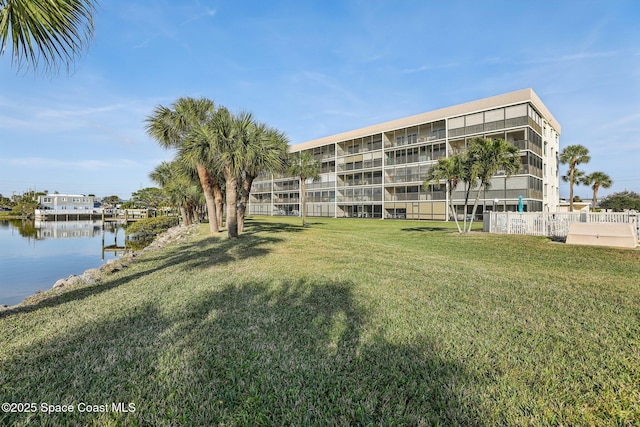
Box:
0, 224, 197, 314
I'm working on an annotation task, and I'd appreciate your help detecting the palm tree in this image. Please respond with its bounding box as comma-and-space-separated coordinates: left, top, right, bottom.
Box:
203, 108, 253, 239
559, 145, 590, 212
562, 168, 586, 207
145, 97, 222, 233
287, 151, 320, 227
150, 160, 203, 225
178, 131, 226, 231
466, 137, 520, 232
237, 125, 289, 233
582, 171, 613, 211
424, 156, 464, 233
1, 0, 97, 73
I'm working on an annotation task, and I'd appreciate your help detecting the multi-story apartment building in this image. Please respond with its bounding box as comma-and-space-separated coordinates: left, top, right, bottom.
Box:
248, 88, 560, 220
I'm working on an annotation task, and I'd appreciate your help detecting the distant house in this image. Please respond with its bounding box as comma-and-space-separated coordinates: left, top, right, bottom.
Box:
38, 194, 96, 211
557, 200, 591, 213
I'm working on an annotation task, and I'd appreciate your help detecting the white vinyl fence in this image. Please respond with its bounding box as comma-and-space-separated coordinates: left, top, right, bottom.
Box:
484, 211, 640, 239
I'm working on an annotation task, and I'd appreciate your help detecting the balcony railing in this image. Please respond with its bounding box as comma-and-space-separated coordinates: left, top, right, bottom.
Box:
384, 193, 445, 201
510, 139, 542, 156
337, 177, 383, 187
273, 184, 299, 191
336, 195, 383, 203
336, 159, 383, 172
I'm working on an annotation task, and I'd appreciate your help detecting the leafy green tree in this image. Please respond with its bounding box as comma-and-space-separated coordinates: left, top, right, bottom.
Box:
560, 145, 590, 212
287, 151, 320, 227
599, 191, 640, 212
146, 97, 222, 233
581, 171, 613, 210
101, 195, 121, 207
0, 0, 97, 73
129, 187, 167, 210
466, 137, 520, 232
424, 156, 465, 233
0, 193, 14, 208
10, 190, 44, 216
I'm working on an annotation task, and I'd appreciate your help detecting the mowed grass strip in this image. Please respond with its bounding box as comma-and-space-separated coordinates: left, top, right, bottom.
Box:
1, 216, 638, 426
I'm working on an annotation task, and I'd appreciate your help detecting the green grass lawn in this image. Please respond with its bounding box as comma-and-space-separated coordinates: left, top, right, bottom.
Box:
1, 216, 638, 426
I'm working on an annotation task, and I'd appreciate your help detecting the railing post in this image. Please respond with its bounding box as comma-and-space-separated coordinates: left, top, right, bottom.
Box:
489, 211, 496, 233
506, 211, 510, 234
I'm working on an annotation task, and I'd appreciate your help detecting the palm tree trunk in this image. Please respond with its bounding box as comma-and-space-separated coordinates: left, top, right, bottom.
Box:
450, 202, 462, 233
592, 184, 599, 212
212, 180, 224, 230
447, 184, 462, 233
237, 175, 254, 234
463, 181, 472, 232
188, 205, 197, 225
569, 166, 575, 212
180, 206, 189, 225
195, 164, 219, 233
225, 167, 239, 239
467, 187, 484, 233
301, 179, 307, 226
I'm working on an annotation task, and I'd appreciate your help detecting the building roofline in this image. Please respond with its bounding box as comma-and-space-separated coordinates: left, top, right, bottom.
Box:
39, 194, 91, 198
290, 88, 560, 152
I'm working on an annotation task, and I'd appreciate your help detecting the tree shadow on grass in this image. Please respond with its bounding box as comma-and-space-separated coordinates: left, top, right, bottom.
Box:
1, 278, 490, 426
241, 218, 306, 235
401, 226, 453, 233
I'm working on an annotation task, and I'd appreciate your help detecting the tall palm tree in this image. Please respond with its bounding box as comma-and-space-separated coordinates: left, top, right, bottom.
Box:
582, 171, 613, 211
424, 155, 464, 233
559, 144, 590, 212
1, 0, 97, 73
145, 97, 221, 233
204, 108, 253, 239
237, 125, 288, 233
466, 137, 520, 231
178, 131, 226, 231
287, 151, 320, 227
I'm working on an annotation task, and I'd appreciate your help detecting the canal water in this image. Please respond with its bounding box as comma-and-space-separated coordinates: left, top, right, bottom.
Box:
0, 219, 127, 306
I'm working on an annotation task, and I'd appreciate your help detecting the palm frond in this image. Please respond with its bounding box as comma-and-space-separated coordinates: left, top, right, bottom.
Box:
1, 0, 97, 73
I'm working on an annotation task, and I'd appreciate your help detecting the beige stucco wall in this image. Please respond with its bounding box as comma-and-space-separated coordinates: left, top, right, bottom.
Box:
566, 223, 638, 248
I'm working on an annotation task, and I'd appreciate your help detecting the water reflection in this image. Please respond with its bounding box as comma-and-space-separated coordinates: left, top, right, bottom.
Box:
0, 220, 129, 306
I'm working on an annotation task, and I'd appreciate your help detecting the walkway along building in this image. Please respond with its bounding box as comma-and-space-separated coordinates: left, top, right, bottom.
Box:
248, 88, 561, 220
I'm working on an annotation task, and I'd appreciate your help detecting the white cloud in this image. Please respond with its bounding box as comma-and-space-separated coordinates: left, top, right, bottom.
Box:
181, 8, 217, 26
37, 104, 125, 119
519, 50, 622, 65
402, 62, 460, 74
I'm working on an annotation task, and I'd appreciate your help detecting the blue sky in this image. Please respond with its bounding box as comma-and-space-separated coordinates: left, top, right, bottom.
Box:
1, 0, 639, 200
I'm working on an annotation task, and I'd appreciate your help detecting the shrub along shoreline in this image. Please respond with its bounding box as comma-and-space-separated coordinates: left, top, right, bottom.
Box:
1, 217, 638, 425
